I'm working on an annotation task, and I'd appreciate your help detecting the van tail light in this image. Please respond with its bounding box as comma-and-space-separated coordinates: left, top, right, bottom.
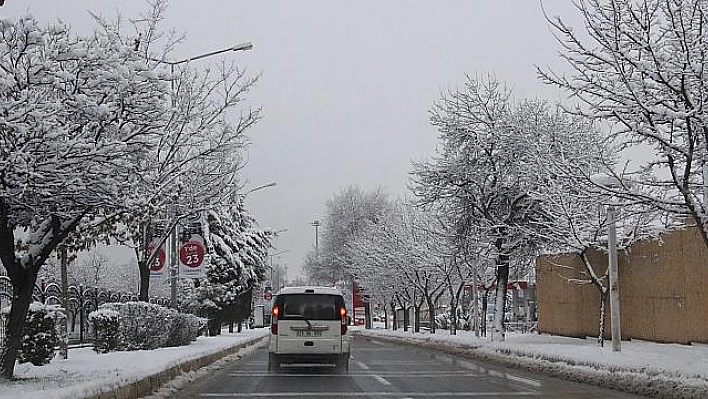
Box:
340, 306, 347, 335
271, 305, 279, 334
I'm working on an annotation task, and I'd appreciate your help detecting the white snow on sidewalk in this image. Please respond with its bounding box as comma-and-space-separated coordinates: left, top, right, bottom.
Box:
0, 328, 269, 399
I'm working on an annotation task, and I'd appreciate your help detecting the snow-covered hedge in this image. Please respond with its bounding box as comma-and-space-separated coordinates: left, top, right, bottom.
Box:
88, 309, 119, 353
97, 302, 202, 351
166, 311, 203, 347
18, 302, 64, 366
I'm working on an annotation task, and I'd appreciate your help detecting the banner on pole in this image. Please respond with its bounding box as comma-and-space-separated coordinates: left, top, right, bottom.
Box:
147, 225, 167, 280
177, 212, 207, 278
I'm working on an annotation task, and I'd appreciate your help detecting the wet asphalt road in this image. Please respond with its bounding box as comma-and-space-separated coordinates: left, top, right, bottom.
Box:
172, 334, 646, 398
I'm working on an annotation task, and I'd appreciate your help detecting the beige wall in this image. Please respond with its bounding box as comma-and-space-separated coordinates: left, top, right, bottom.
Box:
536, 227, 708, 344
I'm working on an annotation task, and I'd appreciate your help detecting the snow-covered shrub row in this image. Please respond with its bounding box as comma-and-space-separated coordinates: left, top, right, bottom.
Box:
88, 309, 120, 353
97, 302, 201, 351
167, 311, 203, 347
18, 302, 64, 366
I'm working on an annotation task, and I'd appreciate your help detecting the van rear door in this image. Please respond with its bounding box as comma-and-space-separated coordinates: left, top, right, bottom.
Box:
274, 293, 345, 354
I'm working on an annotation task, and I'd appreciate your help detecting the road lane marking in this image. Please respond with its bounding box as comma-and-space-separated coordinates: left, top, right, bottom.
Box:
506, 374, 542, 388
199, 392, 538, 397
228, 371, 479, 377
372, 374, 391, 386
355, 360, 369, 370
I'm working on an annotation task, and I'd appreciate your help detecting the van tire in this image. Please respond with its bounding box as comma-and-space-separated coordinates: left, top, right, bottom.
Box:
268, 353, 280, 373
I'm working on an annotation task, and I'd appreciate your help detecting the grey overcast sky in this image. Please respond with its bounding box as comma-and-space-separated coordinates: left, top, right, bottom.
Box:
2, 1, 582, 280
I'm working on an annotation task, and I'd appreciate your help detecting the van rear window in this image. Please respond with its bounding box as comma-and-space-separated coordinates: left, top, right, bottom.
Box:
276, 294, 343, 320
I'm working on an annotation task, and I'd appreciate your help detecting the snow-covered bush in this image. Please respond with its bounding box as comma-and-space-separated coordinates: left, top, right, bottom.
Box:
100, 302, 172, 350
165, 312, 202, 347
435, 313, 450, 330
98, 302, 201, 350
18, 303, 63, 366
89, 309, 120, 353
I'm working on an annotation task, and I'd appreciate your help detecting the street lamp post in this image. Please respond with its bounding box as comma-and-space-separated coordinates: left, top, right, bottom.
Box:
312, 220, 321, 256
152, 42, 253, 309
591, 174, 630, 353
607, 203, 621, 352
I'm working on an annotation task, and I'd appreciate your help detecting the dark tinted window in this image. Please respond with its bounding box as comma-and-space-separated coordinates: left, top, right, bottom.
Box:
276, 294, 343, 320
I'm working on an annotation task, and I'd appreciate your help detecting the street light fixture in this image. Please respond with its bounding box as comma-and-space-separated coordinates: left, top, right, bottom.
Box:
244, 182, 277, 197
153, 42, 253, 66
591, 174, 632, 353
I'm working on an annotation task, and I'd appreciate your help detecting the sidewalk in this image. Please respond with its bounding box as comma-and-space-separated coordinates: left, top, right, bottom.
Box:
356, 327, 708, 399
0, 328, 269, 399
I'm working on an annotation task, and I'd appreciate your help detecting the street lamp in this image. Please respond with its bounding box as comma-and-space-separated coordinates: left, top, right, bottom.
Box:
154, 43, 253, 309
591, 174, 631, 352
153, 42, 253, 67
312, 220, 321, 256
244, 182, 277, 197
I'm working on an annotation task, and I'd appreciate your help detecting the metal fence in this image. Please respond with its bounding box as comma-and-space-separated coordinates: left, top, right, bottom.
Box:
0, 276, 167, 345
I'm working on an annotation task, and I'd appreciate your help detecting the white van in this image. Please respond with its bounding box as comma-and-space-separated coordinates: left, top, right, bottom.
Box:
268, 286, 350, 372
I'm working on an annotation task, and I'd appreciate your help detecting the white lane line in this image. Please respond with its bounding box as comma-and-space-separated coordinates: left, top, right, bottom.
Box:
506, 374, 542, 388
199, 392, 537, 397
355, 360, 370, 370
372, 374, 391, 386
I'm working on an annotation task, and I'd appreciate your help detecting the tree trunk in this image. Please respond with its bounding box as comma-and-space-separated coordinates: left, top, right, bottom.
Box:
598, 291, 607, 347
426, 295, 436, 334
481, 291, 489, 337
449, 295, 457, 336
138, 260, 150, 302
0, 267, 38, 379
364, 300, 372, 329
414, 304, 421, 333
491, 254, 510, 342
402, 306, 409, 332
383, 304, 389, 330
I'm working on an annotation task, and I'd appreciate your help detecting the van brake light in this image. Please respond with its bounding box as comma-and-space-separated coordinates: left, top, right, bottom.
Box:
271, 306, 279, 334
340, 306, 347, 335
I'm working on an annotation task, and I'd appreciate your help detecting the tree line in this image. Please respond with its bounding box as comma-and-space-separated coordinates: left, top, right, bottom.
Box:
0, 0, 271, 379
304, 0, 708, 345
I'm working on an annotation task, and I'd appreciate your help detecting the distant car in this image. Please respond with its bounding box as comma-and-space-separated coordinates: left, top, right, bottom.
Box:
268, 286, 350, 372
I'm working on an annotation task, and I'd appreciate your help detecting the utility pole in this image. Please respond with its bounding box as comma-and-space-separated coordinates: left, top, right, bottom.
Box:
607, 204, 622, 352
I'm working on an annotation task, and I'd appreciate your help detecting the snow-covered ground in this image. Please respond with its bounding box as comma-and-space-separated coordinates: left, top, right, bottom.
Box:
0, 328, 269, 399
357, 326, 708, 398
2, 325, 708, 398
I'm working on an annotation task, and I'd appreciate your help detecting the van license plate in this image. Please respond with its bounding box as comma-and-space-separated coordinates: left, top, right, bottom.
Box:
296, 330, 323, 337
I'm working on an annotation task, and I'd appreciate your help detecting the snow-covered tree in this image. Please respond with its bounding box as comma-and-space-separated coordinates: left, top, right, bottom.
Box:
523, 116, 662, 345
183, 198, 272, 335
303, 186, 390, 284
88, 1, 261, 301
0, 15, 170, 378
538, 0, 708, 248
412, 75, 554, 341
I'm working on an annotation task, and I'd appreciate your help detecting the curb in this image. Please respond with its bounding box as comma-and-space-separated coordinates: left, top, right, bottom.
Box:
84, 335, 267, 399
354, 330, 708, 399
